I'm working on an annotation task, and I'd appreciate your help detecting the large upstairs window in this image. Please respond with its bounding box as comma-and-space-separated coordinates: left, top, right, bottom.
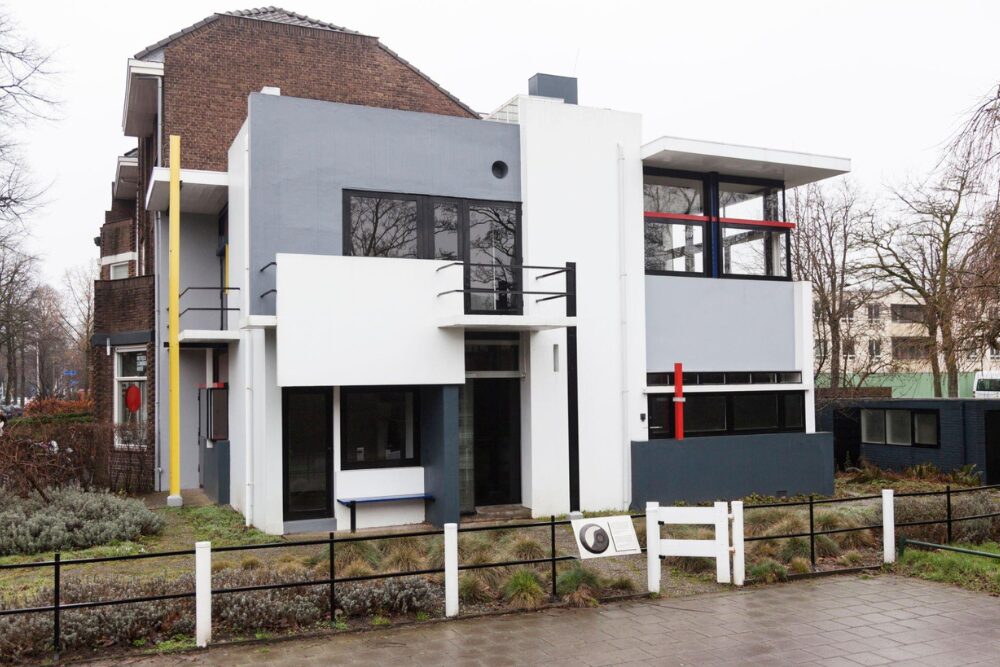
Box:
344, 190, 522, 314
643, 169, 791, 280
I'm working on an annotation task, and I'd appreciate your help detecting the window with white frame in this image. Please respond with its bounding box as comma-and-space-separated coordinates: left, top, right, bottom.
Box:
109, 261, 129, 280
990, 340, 1000, 360
114, 348, 147, 445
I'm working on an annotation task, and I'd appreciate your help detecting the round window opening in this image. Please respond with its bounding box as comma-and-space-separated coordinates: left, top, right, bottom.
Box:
491, 160, 509, 179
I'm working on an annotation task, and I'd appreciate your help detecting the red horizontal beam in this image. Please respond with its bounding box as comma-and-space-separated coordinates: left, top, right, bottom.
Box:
644, 211, 795, 229
644, 212, 710, 222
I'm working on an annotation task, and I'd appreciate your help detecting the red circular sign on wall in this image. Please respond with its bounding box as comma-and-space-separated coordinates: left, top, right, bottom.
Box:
125, 385, 142, 413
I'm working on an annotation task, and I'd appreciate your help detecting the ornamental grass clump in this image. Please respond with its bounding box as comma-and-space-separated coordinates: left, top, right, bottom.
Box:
503, 569, 546, 609
0, 486, 164, 556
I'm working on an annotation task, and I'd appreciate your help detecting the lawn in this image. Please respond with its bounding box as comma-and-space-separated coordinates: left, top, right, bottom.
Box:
895, 542, 1000, 595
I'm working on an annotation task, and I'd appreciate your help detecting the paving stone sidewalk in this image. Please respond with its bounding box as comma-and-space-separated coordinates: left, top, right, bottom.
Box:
100, 574, 1000, 666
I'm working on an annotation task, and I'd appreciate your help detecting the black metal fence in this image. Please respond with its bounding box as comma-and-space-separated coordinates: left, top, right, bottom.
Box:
0, 516, 584, 660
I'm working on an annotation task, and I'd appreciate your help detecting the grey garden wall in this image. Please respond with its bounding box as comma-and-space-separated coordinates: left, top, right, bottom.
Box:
247, 93, 522, 315
645, 275, 798, 372
630, 432, 834, 507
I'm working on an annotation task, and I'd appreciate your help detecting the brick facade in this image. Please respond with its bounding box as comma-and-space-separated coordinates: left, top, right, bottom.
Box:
160, 15, 476, 171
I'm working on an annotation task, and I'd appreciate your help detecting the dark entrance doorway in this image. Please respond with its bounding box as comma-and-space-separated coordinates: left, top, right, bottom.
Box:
986, 410, 1000, 485
833, 408, 861, 470
282, 387, 333, 521
459, 377, 522, 510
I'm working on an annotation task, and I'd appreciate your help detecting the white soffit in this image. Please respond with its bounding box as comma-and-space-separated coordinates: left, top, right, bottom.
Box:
113, 155, 139, 200
641, 136, 851, 188
123, 59, 163, 137
145, 167, 229, 214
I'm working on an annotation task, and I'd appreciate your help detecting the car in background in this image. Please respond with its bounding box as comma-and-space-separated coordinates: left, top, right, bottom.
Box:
973, 371, 1000, 398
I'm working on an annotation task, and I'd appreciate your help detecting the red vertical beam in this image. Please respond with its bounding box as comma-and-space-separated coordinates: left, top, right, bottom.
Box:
674, 362, 684, 440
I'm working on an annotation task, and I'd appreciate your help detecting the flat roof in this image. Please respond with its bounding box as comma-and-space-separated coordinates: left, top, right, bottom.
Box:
642, 136, 850, 188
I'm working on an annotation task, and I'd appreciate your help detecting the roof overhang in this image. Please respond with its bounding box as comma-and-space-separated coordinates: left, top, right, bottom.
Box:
145, 167, 228, 214
113, 155, 139, 200
123, 59, 163, 137
641, 136, 851, 188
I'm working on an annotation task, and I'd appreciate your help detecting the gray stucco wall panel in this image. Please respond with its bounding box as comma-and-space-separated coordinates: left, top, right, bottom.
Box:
421, 385, 461, 526
630, 432, 834, 507
247, 94, 521, 315
645, 275, 799, 372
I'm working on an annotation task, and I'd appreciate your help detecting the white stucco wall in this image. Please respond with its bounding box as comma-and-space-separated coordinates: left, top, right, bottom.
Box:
517, 95, 646, 514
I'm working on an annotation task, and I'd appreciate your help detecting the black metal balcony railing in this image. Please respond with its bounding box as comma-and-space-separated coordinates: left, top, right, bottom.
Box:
178, 286, 240, 330
436, 262, 576, 316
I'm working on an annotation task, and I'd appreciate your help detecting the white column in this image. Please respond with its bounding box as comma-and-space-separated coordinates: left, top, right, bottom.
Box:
731, 501, 745, 586
195, 541, 212, 647
646, 502, 660, 594
714, 502, 731, 584
882, 489, 895, 563
444, 523, 458, 617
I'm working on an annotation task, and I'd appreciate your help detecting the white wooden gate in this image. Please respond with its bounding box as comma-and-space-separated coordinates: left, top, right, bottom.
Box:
646, 501, 733, 591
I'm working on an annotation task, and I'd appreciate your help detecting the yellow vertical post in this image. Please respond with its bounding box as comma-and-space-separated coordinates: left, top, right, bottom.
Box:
167, 135, 183, 507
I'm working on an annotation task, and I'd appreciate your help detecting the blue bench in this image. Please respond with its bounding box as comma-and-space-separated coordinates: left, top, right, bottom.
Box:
337, 494, 435, 532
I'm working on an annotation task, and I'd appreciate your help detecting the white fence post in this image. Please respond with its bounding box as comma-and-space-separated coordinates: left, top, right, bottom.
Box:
646, 502, 660, 594
444, 523, 458, 617
882, 489, 895, 564
713, 502, 731, 584
195, 541, 211, 647
730, 501, 745, 586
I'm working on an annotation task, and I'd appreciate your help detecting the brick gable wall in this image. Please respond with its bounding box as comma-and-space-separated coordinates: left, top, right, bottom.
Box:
161, 15, 477, 171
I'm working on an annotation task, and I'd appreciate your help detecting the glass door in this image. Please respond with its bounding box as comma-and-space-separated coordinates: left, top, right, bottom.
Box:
282, 387, 333, 521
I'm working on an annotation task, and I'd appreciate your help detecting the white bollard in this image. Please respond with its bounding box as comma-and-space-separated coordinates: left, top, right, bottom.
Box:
195, 541, 212, 647
646, 502, 660, 594
731, 501, 745, 586
713, 502, 731, 584
444, 523, 458, 617
882, 489, 895, 564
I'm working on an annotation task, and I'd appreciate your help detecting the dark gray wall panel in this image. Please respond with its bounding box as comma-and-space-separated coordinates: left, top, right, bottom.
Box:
247, 93, 521, 315
421, 385, 460, 526
630, 432, 834, 507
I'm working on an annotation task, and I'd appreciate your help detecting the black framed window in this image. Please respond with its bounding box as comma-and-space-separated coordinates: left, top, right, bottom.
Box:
341, 388, 420, 469
646, 370, 802, 386
468, 203, 520, 313
432, 201, 460, 260
644, 218, 708, 275
860, 408, 939, 448
647, 390, 806, 439
721, 224, 790, 278
892, 336, 933, 361
643, 175, 705, 215
347, 194, 419, 258
719, 181, 783, 221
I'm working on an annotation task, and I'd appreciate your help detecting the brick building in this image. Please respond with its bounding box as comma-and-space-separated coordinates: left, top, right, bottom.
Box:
92, 7, 477, 491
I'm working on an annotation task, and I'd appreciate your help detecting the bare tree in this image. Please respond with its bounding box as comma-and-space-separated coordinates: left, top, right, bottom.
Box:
790, 180, 891, 393
60, 262, 97, 393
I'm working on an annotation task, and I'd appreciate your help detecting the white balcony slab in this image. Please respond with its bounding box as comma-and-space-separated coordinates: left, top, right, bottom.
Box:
178, 329, 240, 344
437, 313, 576, 331
145, 167, 228, 214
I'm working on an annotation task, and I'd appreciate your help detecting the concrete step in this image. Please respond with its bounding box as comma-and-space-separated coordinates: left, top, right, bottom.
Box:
469, 504, 532, 521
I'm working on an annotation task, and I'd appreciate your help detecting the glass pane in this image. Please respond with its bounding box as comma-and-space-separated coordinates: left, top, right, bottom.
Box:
861, 409, 885, 444
647, 372, 674, 386
770, 230, 789, 277
465, 341, 519, 371
685, 394, 727, 433
914, 412, 938, 446
778, 372, 802, 384
110, 262, 128, 279
116, 380, 146, 425
349, 195, 418, 258
644, 220, 705, 273
285, 391, 330, 514
342, 391, 416, 467
783, 393, 805, 429
433, 202, 459, 260
118, 350, 147, 378
468, 204, 519, 312
722, 226, 768, 276
886, 409, 912, 446
719, 182, 781, 221
643, 175, 703, 215
732, 393, 779, 431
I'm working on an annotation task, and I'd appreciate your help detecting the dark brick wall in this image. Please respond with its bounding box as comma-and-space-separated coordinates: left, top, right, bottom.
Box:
100, 219, 134, 258
161, 15, 476, 171
105, 198, 133, 225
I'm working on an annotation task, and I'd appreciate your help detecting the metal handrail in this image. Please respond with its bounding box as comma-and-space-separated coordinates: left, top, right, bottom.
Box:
259, 261, 277, 273
435, 261, 576, 273
179, 286, 240, 298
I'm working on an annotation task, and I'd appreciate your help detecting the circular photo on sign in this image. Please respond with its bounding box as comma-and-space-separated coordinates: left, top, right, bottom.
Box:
578, 522, 610, 554
125, 384, 142, 413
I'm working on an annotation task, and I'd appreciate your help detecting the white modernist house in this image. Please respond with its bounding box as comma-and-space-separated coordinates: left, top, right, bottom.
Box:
152, 75, 849, 534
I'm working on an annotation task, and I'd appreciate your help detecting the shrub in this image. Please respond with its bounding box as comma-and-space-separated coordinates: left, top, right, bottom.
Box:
896, 493, 999, 544
555, 565, 602, 596
336, 577, 434, 617
564, 585, 599, 608
503, 569, 546, 609
0, 486, 164, 556
815, 534, 841, 558
23, 397, 94, 417
339, 558, 375, 578
748, 558, 788, 584
837, 550, 865, 567
458, 574, 492, 604
507, 536, 545, 562
458, 535, 493, 563
788, 557, 812, 575
332, 541, 382, 569
778, 537, 810, 563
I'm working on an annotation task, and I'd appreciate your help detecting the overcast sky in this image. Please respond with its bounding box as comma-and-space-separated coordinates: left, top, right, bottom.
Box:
9, 0, 1000, 282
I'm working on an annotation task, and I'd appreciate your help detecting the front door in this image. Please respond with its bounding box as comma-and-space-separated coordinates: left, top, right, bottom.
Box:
986, 410, 1000, 485
470, 377, 521, 507
282, 387, 333, 521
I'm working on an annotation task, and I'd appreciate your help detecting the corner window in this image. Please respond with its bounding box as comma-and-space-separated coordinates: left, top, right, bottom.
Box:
341, 388, 420, 469
719, 182, 783, 221
109, 261, 129, 280
644, 218, 707, 275
860, 408, 938, 448
648, 390, 806, 438
643, 175, 704, 215
721, 224, 789, 278
114, 348, 147, 446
